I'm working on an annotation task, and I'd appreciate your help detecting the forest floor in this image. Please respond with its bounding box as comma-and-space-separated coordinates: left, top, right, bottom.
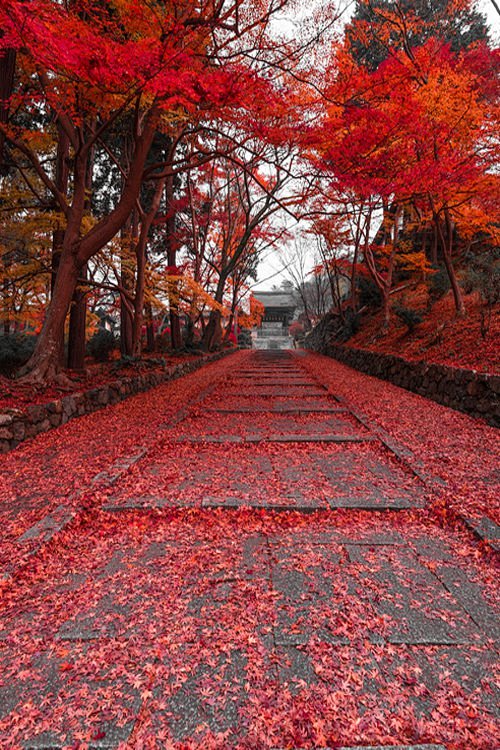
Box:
347, 285, 499, 374
0, 350, 498, 749
0, 350, 214, 411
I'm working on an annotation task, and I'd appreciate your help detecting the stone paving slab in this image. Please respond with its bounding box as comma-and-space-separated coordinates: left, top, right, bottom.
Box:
346, 545, 483, 645
434, 564, 500, 640
0, 647, 142, 749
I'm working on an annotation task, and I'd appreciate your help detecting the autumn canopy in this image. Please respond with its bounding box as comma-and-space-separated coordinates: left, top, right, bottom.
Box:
0, 0, 498, 383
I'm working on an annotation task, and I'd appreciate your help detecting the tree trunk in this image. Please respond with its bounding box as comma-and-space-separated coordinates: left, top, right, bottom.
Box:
132, 236, 146, 358
203, 309, 223, 351
19, 251, 79, 383
16, 109, 158, 383
435, 210, 465, 316
67, 264, 88, 370
145, 302, 155, 352
120, 213, 136, 356
51, 128, 70, 296
0, 45, 16, 174
67, 136, 94, 370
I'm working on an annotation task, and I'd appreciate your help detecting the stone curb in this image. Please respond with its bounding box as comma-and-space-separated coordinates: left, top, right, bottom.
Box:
304, 338, 499, 427
0, 350, 234, 453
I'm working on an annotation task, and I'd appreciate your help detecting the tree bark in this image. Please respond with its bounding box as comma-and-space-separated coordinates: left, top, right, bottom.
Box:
120, 213, 136, 357
67, 264, 88, 370
67, 137, 94, 370
0, 45, 16, 174
19, 111, 158, 382
19, 250, 80, 383
434, 209, 465, 316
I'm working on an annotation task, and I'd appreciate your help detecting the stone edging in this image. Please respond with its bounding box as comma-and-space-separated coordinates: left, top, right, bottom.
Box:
0, 350, 233, 454
311, 342, 498, 428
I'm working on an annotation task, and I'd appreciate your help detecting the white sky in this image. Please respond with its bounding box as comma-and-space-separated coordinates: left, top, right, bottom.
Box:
254, 0, 500, 291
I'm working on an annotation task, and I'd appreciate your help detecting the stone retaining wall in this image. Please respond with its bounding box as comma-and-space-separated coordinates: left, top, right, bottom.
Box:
305, 336, 499, 427
0, 350, 233, 453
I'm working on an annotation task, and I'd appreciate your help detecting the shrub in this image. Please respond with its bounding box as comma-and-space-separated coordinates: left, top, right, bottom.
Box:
0, 334, 36, 375
393, 304, 423, 333
357, 276, 382, 308
429, 266, 451, 301
87, 329, 116, 362
155, 328, 171, 353
237, 329, 253, 348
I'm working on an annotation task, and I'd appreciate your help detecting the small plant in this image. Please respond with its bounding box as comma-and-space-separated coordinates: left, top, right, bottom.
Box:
0, 334, 37, 375
393, 304, 423, 333
87, 329, 116, 362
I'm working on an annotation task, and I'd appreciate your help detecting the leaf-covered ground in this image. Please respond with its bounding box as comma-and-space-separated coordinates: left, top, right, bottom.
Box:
0, 352, 210, 411
347, 286, 499, 375
0, 350, 498, 749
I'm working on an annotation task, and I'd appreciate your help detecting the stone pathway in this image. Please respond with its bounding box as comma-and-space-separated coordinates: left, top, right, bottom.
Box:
0, 351, 498, 749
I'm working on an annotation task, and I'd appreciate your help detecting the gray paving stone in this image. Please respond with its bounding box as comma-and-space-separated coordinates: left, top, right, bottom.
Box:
23, 720, 136, 749
17, 505, 75, 544
434, 565, 500, 640
56, 594, 132, 641
347, 546, 482, 645
166, 650, 248, 741
466, 515, 500, 541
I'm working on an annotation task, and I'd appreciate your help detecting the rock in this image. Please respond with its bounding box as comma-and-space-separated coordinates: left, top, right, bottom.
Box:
12, 422, 25, 441
0, 414, 13, 427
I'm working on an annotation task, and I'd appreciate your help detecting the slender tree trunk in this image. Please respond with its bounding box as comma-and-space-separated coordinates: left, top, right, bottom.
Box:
431, 222, 439, 266
120, 213, 136, 356
67, 138, 95, 370
434, 210, 465, 316
0, 44, 16, 174
165, 174, 182, 350
145, 302, 155, 352
132, 235, 147, 357
51, 129, 70, 296
67, 264, 87, 370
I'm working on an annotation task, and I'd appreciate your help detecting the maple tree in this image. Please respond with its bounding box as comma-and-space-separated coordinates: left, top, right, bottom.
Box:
304, 1, 499, 327
0, 0, 294, 382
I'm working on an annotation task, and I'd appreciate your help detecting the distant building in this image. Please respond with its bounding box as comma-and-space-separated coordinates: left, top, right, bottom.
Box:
252, 290, 297, 350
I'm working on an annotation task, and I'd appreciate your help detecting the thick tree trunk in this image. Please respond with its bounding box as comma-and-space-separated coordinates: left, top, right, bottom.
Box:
203, 309, 223, 351
19, 251, 79, 383
12, 102, 158, 384
67, 136, 94, 370
51, 129, 70, 296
